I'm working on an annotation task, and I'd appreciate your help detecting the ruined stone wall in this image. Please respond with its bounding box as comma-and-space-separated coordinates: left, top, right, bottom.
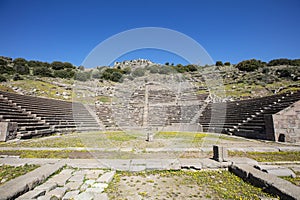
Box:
272, 100, 300, 143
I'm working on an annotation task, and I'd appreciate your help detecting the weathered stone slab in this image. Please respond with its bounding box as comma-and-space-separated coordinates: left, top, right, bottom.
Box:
85, 169, 104, 179
93, 192, 109, 200
74, 192, 94, 200
229, 157, 258, 166
85, 179, 96, 186
34, 182, 58, 192
96, 171, 115, 183
68, 174, 84, 183
230, 164, 300, 200
62, 190, 80, 200
86, 187, 105, 194
0, 162, 64, 200
65, 181, 82, 191
46, 187, 67, 199
255, 165, 296, 177
16, 189, 46, 200
47, 170, 73, 187
129, 165, 146, 171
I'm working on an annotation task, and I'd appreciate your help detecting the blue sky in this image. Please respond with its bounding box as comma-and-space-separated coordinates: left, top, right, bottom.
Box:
0, 0, 299, 67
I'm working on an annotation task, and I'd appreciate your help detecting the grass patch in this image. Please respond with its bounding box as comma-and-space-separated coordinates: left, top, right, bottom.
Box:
155, 131, 207, 139
9, 79, 74, 101
107, 170, 275, 199
104, 131, 137, 141
0, 132, 136, 148
0, 134, 85, 148
0, 164, 39, 185
0, 150, 92, 159
96, 95, 111, 103
281, 172, 300, 186
0, 84, 15, 93
229, 151, 300, 162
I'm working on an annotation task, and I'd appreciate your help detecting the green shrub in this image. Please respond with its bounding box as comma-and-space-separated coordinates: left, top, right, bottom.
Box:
236, 59, 265, 72
224, 62, 231, 66
0, 66, 15, 74
216, 61, 223, 66
132, 68, 145, 77
268, 58, 300, 66
148, 65, 160, 74
0, 58, 8, 65
0, 75, 7, 82
111, 72, 123, 82
75, 71, 90, 81
54, 69, 75, 79
13, 64, 30, 75
159, 66, 173, 74
13, 58, 27, 66
33, 67, 53, 77
13, 74, 23, 81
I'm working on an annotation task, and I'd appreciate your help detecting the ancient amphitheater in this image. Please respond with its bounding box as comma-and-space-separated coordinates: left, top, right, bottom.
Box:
0, 64, 300, 199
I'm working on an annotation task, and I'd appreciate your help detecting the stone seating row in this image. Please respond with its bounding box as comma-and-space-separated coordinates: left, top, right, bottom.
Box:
199, 90, 300, 139
0, 91, 101, 139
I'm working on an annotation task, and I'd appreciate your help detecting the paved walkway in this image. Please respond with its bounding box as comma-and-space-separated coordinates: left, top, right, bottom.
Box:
1, 146, 300, 152
0, 157, 234, 200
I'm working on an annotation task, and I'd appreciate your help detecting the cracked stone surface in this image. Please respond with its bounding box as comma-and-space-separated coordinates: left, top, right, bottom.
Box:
16, 167, 113, 200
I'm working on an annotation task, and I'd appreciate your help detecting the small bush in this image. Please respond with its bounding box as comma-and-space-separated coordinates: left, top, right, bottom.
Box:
13, 74, 23, 81
14, 64, 30, 75
0, 75, 7, 82
132, 68, 145, 77
216, 61, 223, 66
33, 67, 53, 77
224, 62, 231, 66
236, 59, 265, 72
75, 71, 90, 81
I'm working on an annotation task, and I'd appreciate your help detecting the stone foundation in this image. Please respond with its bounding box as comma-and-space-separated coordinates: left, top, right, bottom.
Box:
0, 122, 17, 142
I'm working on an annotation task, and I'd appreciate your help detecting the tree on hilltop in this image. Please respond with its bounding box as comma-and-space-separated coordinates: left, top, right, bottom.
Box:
236, 59, 265, 72
216, 61, 223, 66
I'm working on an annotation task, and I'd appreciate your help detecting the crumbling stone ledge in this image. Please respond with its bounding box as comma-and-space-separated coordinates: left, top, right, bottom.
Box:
0, 162, 64, 200
229, 164, 300, 200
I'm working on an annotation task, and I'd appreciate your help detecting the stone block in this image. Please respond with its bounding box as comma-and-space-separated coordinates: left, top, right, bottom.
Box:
74, 192, 94, 200
260, 167, 296, 178
213, 145, 228, 162
68, 174, 84, 183
0, 122, 17, 142
96, 171, 115, 183
62, 190, 80, 200
46, 187, 67, 199
16, 189, 46, 200
65, 181, 82, 191
0, 162, 64, 200
35, 182, 58, 192
228, 164, 250, 180
93, 193, 109, 200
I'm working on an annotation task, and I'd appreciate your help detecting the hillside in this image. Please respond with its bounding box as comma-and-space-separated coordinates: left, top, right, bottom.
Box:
0, 56, 299, 102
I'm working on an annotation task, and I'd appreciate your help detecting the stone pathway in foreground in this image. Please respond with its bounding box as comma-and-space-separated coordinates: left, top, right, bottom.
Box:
16, 167, 114, 200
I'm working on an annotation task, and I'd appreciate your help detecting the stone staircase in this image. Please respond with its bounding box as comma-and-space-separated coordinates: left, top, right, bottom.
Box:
199, 90, 300, 139
0, 91, 101, 139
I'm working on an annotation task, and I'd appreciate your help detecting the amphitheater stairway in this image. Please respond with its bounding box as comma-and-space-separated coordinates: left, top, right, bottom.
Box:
234, 91, 300, 139
199, 91, 300, 139
0, 91, 101, 138
72, 102, 102, 132
0, 94, 53, 139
